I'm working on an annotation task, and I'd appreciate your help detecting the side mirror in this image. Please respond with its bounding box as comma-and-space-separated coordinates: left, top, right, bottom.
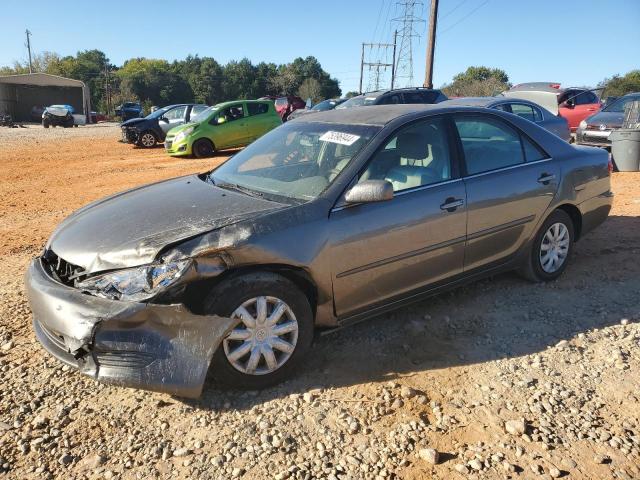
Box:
345, 180, 394, 204
217, 117, 227, 125
160, 117, 169, 123
561, 100, 575, 109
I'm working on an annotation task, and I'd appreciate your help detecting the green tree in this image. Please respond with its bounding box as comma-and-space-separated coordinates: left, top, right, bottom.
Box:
599, 70, 640, 97
117, 58, 192, 105
297, 78, 323, 103
345, 91, 360, 98
442, 66, 511, 97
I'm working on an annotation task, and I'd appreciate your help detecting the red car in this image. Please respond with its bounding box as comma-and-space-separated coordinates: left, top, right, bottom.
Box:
504, 83, 601, 133
259, 95, 306, 121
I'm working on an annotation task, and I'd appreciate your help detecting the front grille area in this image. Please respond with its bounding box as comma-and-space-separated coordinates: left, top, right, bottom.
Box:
121, 127, 137, 143
42, 249, 87, 286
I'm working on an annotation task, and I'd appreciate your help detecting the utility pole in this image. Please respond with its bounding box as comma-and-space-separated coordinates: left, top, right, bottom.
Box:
25, 29, 33, 74
424, 0, 439, 88
358, 34, 398, 94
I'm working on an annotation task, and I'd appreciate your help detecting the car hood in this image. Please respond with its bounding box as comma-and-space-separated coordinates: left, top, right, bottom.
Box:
47, 175, 284, 273
585, 111, 624, 128
167, 122, 199, 136
121, 118, 148, 127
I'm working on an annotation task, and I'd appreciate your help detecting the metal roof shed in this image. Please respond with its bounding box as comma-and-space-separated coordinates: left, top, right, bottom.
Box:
0, 73, 91, 122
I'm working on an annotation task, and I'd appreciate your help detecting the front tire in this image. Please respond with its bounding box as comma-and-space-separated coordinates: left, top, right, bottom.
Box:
205, 272, 314, 389
193, 138, 215, 158
519, 209, 574, 282
138, 131, 157, 148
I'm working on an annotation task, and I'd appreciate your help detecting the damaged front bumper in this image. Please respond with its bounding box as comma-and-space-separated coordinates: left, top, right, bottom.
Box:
25, 258, 236, 398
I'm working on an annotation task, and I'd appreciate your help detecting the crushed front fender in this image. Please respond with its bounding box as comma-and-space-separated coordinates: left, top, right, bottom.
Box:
25, 259, 235, 398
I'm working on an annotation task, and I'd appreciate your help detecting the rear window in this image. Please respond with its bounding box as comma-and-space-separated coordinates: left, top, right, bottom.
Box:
247, 103, 269, 116
403, 91, 441, 104
275, 98, 288, 107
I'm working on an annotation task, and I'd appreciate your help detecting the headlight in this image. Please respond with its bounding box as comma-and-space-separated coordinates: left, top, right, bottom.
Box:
76, 260, 191, 302
579, 120, 587, 130
174, 126, 194, 143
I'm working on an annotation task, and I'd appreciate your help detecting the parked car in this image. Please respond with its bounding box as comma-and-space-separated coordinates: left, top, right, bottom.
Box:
121, 104, 209, 147
504, 83, 601, 133
287, 98, 347, 121
440, 97, 571, 141
259, 95, 306, 121
164, 100, 281, 157
42, 105, 78, 128
576, 92, 640, 148
115, 102, 144, 121
336, 87, 448, 109
26, 104, 612, 397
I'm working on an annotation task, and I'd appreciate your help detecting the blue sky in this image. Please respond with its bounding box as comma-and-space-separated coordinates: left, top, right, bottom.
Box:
1, 0, 638, 93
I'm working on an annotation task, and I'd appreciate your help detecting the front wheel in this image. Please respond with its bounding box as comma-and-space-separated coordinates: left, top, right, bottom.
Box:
205, 272, 314, 389
192, 138, 215, 158
519, 209, 574, 282
138, 131, 157, 148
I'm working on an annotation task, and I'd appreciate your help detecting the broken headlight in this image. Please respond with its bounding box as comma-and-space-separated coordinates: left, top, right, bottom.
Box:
76, 260, 191, 302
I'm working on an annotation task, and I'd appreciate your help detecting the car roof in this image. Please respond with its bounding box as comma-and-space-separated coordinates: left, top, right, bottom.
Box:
294, 104, 486, 126
215, 99, 272, 107
439, 97, 499, 107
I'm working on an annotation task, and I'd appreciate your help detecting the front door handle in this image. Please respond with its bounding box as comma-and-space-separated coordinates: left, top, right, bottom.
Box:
440, 197, 464, 212
537, 173, 556, 184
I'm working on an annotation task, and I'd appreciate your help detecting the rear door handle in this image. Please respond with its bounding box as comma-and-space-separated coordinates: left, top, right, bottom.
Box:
537, 173, 556, 184
440, 197, 464, 212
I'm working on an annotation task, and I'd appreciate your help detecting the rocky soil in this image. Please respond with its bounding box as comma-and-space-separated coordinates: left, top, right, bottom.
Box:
0, 126, 638, 479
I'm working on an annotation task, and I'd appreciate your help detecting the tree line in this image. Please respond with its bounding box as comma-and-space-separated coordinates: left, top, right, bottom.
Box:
0, 50, 342, 113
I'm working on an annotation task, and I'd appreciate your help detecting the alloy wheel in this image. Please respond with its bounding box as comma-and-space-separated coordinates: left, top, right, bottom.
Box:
223, 296, 299, 375
539, 222, 570, 273
140, 133, 156, 147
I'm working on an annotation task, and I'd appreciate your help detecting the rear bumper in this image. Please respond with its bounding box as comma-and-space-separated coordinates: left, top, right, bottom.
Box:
26, 258, 235, 398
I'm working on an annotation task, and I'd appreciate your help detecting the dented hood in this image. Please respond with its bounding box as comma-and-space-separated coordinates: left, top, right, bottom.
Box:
48, 175, 283, 273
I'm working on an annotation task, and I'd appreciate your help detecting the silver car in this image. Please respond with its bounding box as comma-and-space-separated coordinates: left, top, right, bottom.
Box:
26, 105, 612, 398
440, 97, 571, 141
576, 92, 640, 148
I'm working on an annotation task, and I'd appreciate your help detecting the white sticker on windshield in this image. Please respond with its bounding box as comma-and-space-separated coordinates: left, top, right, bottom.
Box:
319, 131, 361, 146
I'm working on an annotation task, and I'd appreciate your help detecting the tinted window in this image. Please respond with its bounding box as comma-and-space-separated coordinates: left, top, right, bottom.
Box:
403, 91, 440, 104
455, 116, 524, 175
509, 103, 542, 122
574, 90, 598, 105
247, 102, 269, 116
378, 94, 401, 105
361, 117, 452, 192
163, 106, 187, 120
522, 136, 547, 162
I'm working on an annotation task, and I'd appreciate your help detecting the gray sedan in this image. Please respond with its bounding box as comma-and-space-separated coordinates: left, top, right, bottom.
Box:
440, 97, 571, 141
26, 105, 612, 397
576, 92, 640, 148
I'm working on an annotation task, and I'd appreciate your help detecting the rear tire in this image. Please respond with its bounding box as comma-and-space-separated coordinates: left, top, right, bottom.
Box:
193, 138, 215, 158
204, 272, 314, 389
519, 209, 574, 282
42, 120, 49, 128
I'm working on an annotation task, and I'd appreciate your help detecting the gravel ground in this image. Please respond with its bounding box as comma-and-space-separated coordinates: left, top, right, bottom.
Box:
0, 129, 638, 479
0, 123, 121, 148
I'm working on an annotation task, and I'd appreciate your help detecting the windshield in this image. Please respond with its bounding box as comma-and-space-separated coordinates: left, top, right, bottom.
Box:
210, 122, 380, 201
145, 106, 172, 119
603, 95, 640, 113
191, 106, 217, 123
311, 99, 339, 111
335, 93, 382, 109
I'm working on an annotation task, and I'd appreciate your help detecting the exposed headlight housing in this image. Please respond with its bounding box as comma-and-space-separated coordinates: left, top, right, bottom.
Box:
579, 120, 588, 130
76, 260, 191, 302
174, 126, 195, 143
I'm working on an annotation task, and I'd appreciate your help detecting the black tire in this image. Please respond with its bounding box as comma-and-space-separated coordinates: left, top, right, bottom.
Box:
519, 209, 574, 282
137, 130, 157, 148
205, 272, 314, 389
192, 138, 215, 158
42, 120, 49, 129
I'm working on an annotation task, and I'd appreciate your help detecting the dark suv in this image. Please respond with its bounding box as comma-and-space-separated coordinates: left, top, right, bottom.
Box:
115, 102, 144, 121
121, 104, 209, 148
336, 88, 448, 109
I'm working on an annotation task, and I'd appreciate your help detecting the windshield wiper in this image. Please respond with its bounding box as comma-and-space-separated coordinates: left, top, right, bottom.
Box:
214, 179, 264, 198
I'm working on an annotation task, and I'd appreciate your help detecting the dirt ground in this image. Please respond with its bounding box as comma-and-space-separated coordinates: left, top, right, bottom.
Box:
0, 125, 638, 479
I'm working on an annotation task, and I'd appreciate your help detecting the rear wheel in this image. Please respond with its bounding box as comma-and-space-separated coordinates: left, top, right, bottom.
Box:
205, 272, 314, 389
138, 131, 157, 148
42, 119, 50, 128
193, 138, 215, 158
519, 209, 574, 282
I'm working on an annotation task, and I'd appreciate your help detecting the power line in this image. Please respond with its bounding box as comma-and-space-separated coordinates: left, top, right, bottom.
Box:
393, 0, 425, 87
439, 0, 490, 35
440, 0, 470, 19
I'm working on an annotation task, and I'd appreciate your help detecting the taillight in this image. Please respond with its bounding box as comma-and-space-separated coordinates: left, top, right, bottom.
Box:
550, 83, 561, 89
608, 157, 614, 175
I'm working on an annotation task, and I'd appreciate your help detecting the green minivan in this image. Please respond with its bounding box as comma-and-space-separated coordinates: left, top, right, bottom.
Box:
165, 100, 282, 158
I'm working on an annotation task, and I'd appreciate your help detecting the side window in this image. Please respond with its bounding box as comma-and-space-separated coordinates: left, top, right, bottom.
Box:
189, 105, 207, 119
575, 90, 597, 105
247, 102, 269, 116
164, 106, 187, 120
522, 136, 548, 162
454, 116, 524, 175
509, 103, 537, 122
378, 94, 401, 105
213, 104, 244, 124
494, 104, 511, 113
361, 117, 452, 192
